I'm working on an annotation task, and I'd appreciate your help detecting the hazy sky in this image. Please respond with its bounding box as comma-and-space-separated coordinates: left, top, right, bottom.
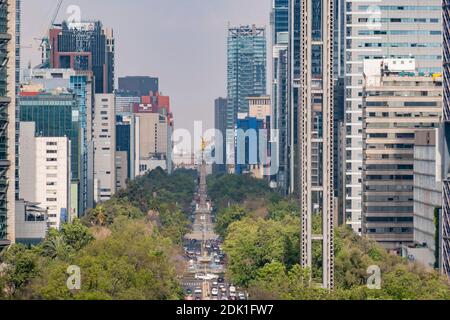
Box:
22, 0, 271, 134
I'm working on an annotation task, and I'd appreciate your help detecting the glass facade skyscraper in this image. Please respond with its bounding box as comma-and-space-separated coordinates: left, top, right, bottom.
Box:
20, 92, 81, 217
344, 1, 443, 233
227, 25, 267, 132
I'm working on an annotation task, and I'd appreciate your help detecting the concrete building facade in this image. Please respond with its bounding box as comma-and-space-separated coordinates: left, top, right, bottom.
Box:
344, 0, 443, 233
93, 94, 116, 202
362, 59, 442, 250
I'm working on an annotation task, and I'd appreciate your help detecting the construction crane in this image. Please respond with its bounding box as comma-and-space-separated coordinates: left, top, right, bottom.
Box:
37, 0, 63, 67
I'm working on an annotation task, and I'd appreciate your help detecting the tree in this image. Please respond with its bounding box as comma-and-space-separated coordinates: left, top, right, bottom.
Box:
0, 245, 39, 299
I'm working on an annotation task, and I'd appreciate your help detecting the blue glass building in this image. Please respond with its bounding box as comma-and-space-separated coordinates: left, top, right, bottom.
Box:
227, 25, 266, 132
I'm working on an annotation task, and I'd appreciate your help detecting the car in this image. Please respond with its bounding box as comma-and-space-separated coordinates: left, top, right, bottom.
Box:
211, 288, 219, 296
194, 273, 205, 279
204, 273, 218, 280
238, 292, 246, 300
214, 258, 221, 264
186, 288, 192, 295
221, 287, 227, 293
212, 281, 218, 286
194, 287, 202, 295
229, 286, 236, 294
217, 277, 224, 283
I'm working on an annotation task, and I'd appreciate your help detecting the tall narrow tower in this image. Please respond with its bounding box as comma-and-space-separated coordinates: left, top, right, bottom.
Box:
299, 0, 335, 289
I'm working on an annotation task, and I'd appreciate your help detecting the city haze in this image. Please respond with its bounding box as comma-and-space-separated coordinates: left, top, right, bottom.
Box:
21, 0, 271, 134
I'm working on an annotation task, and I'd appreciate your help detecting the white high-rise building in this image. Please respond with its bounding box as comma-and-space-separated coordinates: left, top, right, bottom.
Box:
344, 0, 443, 233
93, 94, 116, 202
19, 122, 71, 229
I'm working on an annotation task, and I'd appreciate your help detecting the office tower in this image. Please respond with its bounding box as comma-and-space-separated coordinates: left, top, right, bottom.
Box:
134, 112, 169, 176
22, 68, 95, 214
214, 97, 227, 173
20, 89, 81, 218
441, 0, 450, 279
271, 0, 289, 192
48, 21, 114, 93
116, 115, 135, 180
362, 59, 442, 250
274, 36, 289, 193
19, 122, 71, 229
15, 0, 21, 201
297, 0, 335, 289
410, 129, 441, 268
137, 92, 174, 174
116, 91, 140, 115
15, 200, 48, 245
118, 76, 159, 97
0, 0, 17, 247
93, 94, 116, 202
115, 151, 128, 192
344, 0, 443, 233
227, 25, 266, 170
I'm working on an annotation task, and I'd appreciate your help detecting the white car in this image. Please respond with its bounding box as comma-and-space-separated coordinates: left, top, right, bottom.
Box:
194, 273, 205, 279
238, 292, 246, 300
211, 288, 219, 296
194, 287, 202, 295
229, 286, 236, 294
204, 273, 218, 280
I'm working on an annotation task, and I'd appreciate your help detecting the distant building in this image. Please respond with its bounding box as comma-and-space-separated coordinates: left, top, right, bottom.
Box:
235, 115, 266, 178
93, 94, 116, 202
118, 76, 159, 97
19, 122, 71, 229
20, 89, 82, 218
135, 112, 168, 176
48, 21, 115, 93
115, 151, 128, 192
247, 95, 271, 122
116, 114, 136, 180
227, 25, 266, 170
214, 97, 227, 173
15, 200, 48, 246
362, 59, 442, 250
115, 90, 140, 115
22, 68, 95, 213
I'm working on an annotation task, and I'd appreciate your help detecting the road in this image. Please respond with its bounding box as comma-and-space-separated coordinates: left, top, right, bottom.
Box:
182, 160, 246, 301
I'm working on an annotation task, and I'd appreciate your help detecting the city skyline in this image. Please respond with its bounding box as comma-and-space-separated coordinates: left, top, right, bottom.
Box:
21, 0, 271, 134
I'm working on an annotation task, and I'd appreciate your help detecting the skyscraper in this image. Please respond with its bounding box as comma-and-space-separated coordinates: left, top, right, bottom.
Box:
362, 59, 441, 250
227, 25, 266, 169
19, 90, 81, 219
214, 97, 227, 173
93, 94, 116, 202
118, 76, 159, 97
0, 0, 17, 247
48, 21, 115, 94
298, 0, 335, 289
271, 1, 289, 193
344, 0, 443, 233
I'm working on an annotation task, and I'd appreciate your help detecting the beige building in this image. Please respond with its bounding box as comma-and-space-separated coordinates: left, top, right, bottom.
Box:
93, 94, 116, 202
19, 122, 71, 229
362, 59, 442, 250
115, 151, 128, 192
135, 113, 168, 175
247, 95, 271, 121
